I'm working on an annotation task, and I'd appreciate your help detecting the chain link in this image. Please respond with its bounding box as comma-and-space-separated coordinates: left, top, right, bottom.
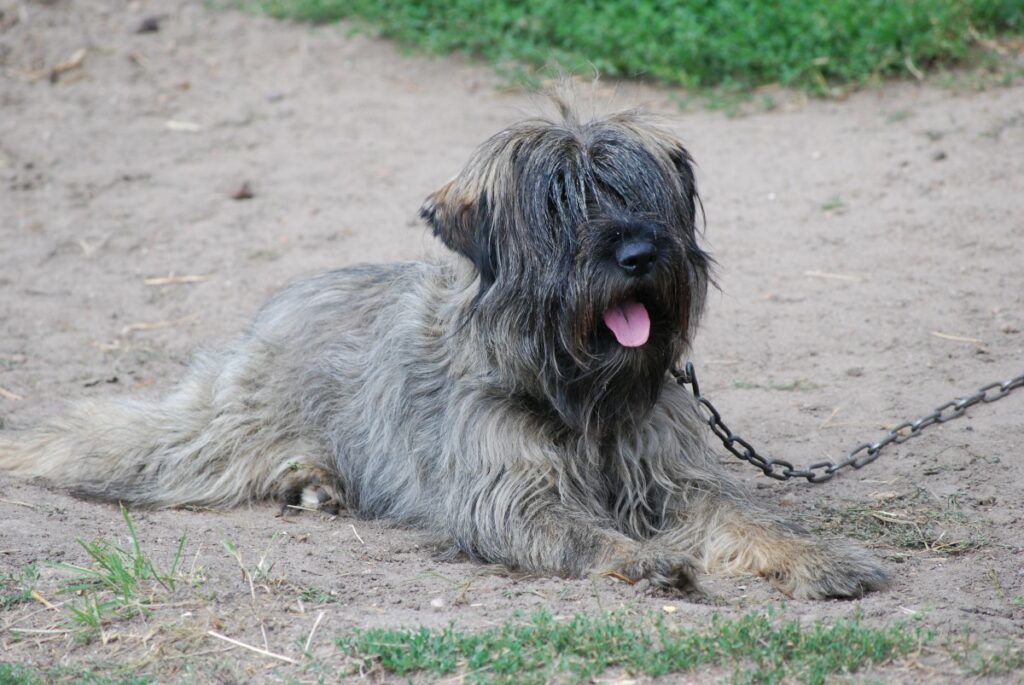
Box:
672, 362, 1024, 483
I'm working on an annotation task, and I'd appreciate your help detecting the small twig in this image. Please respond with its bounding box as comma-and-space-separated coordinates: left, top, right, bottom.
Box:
904, 55, 924, 81
50, 48, 87, 79
349, 524, 365, 545
206, 630, 298, 664
165, 120, 202, 133
1, 602, 71, 632
870, 511, 914, 525
804, 270, 863, 283
12, 48, 87, 82
818, 406, 842, 429
9, 627, 73, 635
30, 591, 56, 610
121, 314, 197, 336
967, 24, 1010, 56
930, 331, 984, 344
0, 386, 24, 401
144, 274, 210, 286
303, 611, 326, 654
76, 236, 109, 257
0, 498, 36, 509
284, 504, 320, 513
601, 570, 635, 585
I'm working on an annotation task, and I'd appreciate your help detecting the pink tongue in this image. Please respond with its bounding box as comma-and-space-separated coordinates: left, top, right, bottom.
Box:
602, 299, 650, 347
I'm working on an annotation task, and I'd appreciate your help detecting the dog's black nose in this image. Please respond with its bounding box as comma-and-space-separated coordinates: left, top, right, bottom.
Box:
615, 239, 658, 276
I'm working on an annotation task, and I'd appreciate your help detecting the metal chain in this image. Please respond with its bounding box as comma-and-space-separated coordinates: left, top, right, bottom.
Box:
672, 361, 1024, 483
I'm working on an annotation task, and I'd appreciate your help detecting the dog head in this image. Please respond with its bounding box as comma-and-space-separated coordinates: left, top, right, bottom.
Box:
421, 106, 711, 434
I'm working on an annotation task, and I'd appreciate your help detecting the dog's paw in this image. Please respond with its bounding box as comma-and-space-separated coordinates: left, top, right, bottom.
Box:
766, 540, 888, 599
278, 464, 343, 515
606, 547, 703, 594
298, 483, 342, 515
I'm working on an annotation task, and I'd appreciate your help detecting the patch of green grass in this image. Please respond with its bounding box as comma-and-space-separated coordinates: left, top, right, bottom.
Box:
297, 585, 339, 605
257, 0, 1024, 92
821, 196, 846, 212
0, 564, 39, 610
947, 631, 1024, 677
58, 507, 185, 599
53, 506, 187, 641
0, 663, 40, 685
338, 608, 930, 685
0, 663, 152, 685
884, 108, 914, 123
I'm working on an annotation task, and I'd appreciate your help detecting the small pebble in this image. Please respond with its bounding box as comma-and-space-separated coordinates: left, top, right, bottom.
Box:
135, 16, 161, 33
231, 181, 254, 200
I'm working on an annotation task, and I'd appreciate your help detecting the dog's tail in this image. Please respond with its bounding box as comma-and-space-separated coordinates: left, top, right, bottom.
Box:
0, 351, 311, 508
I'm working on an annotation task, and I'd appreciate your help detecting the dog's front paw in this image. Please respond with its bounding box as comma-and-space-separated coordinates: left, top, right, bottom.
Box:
604, 546, 702, 593
767, 540, 888, 599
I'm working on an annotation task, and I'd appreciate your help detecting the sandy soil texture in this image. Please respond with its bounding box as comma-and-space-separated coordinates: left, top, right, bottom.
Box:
1, 1, 1023, 682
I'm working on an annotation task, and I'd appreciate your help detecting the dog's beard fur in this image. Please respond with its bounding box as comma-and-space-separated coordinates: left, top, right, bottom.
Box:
422, 108, 711, 435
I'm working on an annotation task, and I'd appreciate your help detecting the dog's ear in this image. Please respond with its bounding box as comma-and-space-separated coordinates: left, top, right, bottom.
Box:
666, 144, 697, 198
657, 141, 699, 229
420, 181, 497, 288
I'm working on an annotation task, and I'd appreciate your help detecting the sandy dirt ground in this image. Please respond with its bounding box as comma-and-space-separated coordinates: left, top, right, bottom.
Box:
1, 1, 1023, 682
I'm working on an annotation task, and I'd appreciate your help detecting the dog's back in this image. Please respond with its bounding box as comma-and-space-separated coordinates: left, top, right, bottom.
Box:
0, 260, 463, 510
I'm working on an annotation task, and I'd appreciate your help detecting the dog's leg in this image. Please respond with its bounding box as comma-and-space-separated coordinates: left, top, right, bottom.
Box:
632, 384, 887, 598
0, 345, 330, 510
653, 483, 888, 598
444, 464, 701, 591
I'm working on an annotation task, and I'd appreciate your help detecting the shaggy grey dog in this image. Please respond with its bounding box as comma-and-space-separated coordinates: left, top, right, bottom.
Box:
0, 106, 887, 598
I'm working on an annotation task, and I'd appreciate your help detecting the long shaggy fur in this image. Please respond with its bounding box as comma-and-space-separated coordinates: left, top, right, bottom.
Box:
0, 106, 887, 598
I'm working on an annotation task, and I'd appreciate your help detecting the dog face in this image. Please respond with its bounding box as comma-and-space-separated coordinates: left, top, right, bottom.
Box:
421, 109, 711, 433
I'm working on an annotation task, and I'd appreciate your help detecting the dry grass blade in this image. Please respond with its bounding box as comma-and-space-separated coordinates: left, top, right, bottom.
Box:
9, 627, 74, 635
29, 591, 56, 610
120, 314, 197, 336
303, 611, 326, 654
14, 48, 88, 82
51, 48, 87, 77
206, 630, 298, 664
0, 386, 24, 401
804, 270, 863, 282
143, 274, 211, 286
165, 120, 202, 132
601, 571, 635, 585
284, 504, 320, 513
0, 498, 36, 509
870, 511, 915, 525
930, 331, 984, 344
